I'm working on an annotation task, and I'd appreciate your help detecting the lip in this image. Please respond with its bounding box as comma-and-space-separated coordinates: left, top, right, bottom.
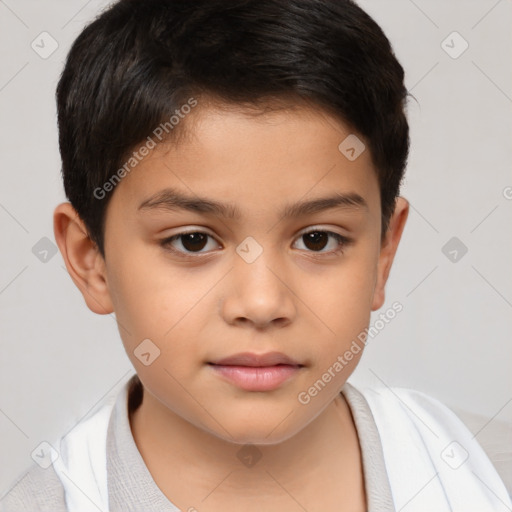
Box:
208, 352, 304, 392
210, 351, 302, 367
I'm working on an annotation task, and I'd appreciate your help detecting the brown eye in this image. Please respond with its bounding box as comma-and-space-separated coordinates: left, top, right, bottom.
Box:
302, 231, 329, 251
160, 231, 218, 254
179, 233, 208, 252
294, 230, 350, 254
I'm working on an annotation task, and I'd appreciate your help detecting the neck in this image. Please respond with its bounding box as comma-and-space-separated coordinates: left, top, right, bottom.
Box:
129, 385, 366, 510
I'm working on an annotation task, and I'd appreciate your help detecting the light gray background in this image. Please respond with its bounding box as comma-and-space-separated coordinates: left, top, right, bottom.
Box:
1, 0, 511, 496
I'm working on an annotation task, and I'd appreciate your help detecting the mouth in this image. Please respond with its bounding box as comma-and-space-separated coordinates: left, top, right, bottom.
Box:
207, 352, 304, 392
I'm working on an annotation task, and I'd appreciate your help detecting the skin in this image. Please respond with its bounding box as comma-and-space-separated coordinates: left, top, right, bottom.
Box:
54, 100, 409, 512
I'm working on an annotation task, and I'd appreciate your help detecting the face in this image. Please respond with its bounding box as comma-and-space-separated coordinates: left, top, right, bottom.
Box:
61, 102, 406, 445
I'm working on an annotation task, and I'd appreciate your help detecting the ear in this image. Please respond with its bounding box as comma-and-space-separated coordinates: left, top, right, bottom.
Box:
53, 202, 114, 315
371, 196, 409, 311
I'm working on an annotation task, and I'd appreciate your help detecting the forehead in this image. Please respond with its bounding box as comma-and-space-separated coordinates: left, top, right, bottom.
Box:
108, 101, 380, 219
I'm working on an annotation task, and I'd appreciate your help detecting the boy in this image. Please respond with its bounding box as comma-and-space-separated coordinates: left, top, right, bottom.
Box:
1, 0, 510, 510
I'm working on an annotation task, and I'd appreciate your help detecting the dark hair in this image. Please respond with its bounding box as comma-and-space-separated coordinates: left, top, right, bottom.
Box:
56, 0, 411, 258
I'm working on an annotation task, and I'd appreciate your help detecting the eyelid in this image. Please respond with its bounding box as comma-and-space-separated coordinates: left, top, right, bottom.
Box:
297, 224, 344, 236
159, 228, 220, 259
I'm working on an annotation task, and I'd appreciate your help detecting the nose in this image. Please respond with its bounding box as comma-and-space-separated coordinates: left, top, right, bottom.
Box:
220, 247, 296, 330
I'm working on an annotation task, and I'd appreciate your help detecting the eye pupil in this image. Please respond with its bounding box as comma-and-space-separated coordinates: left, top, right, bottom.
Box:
303, 231, 328, 251
181, 232, 208, 252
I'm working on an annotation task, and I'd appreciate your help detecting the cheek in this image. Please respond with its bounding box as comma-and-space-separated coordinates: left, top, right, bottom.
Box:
309, 247, 378, 360
106, 248, 213, 364
325, 253, 377, 315
104, 245, 175, 343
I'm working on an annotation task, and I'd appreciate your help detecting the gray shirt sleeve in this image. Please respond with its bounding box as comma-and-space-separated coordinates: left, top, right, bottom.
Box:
0, 463, 67, 512
107, 375, 182, 512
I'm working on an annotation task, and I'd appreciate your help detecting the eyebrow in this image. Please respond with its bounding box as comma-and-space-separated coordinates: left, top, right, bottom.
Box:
138, 187, 368, 219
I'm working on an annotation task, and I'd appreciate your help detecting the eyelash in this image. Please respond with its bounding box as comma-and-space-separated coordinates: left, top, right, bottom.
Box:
159, 228, 352, 259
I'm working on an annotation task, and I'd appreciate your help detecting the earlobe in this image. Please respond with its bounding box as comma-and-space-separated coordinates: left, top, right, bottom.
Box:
371, 197, 409, 311
53, 202, 114, 315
